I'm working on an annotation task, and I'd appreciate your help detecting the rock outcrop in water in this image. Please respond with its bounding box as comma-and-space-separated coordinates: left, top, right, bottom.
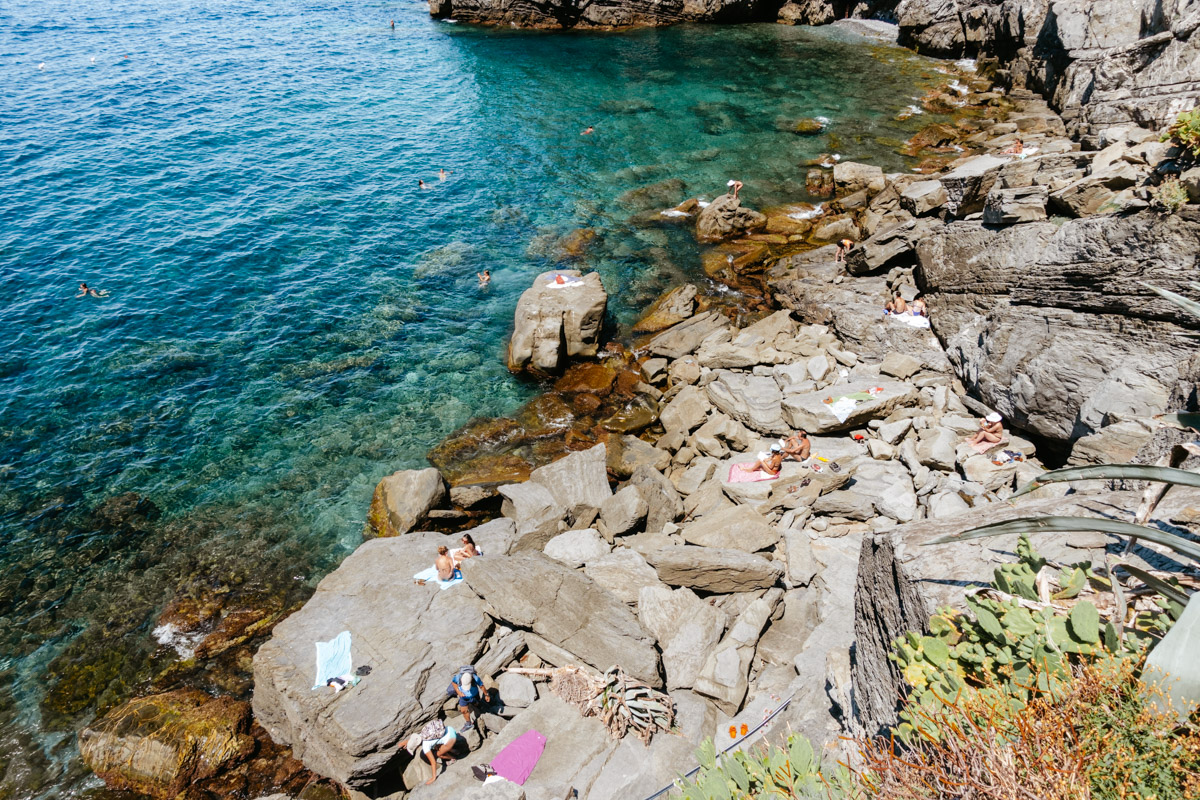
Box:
507, 270, 607, 374
429, 0, 776, 29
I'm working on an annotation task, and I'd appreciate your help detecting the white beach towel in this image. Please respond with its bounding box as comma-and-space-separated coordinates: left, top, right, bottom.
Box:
889, 314, 931, 329
827, 396, 860, 423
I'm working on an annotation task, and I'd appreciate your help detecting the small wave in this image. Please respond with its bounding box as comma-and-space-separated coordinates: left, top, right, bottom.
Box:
815, 116, 830, 125
153, 623, 205, 660
787, 203, 823, 221
955, 58, 977, 71
947, 80, 969, 96
660, 209, 690, 218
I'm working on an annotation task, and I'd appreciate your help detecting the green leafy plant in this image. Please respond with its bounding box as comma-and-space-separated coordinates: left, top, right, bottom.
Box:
676, 734, 859, 799
1161, 107, 1200, 158
890, 535, 1144, 744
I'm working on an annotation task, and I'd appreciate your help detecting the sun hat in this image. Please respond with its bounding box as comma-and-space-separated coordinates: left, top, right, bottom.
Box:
405, 734, 422, 755
986, 412, 1002, 423
770, 444, 783, 453
462, 672, 474, 686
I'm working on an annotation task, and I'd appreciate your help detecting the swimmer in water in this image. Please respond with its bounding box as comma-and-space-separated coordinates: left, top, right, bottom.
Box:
439, 168, 450, 180
478, 269, 491, 287
418, 179, 427, 189
581, 126, 594, 135
76, 282, 109, 298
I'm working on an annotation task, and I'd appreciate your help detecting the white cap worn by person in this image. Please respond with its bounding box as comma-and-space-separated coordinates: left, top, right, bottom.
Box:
986, 412, 1002, 423
405, 734, 423, 755
462, 672, 474, 686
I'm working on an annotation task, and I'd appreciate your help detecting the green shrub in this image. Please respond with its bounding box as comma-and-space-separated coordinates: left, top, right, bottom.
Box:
1162, 108, 1200, 158
1152, 177, 1189, 212
675, 735, 859, 799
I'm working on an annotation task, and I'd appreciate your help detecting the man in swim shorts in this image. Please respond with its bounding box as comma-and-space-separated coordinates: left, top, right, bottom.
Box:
782, 431, 810, 462
435, 546, 456, 581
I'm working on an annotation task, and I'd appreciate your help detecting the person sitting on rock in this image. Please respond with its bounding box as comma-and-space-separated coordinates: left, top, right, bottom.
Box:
749, 444, 784, 476
883, 298, 895, 316
1000, 138, 1023, 155
449, 669, 491, 730
451, 533, 480, 568
892, 294, 909, 314
435, 546, 456, 581
967, 412, 1004, 447
782, 431, 810, 462
405, 720, 460, 785
912, 296, 928, 316
835, 238, 853, 263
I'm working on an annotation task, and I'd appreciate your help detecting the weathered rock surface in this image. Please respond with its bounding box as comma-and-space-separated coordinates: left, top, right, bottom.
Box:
364, 467, 445, 539
643, 545, 784, 592
696, 193, 767, 242
783, 380, 920, 434
918, 208, 1200, 441
431, 0, 779, 29
678, 504, 781, 553
79, 690, 255, 800
507, 270, 607, 372
543, 528, 611, 568
648, 310, 731, 359
638, 585, 728, 689
584, 548, 664, 605
633, 283, 697, 333
252, 533, 495, 787
462, 552, 661, 686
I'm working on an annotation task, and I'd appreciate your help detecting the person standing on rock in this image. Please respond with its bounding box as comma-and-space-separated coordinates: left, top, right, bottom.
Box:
967, 412, 1004, 448
727, 179, 743, 200
405, 720, 460, 785
450, 669, 491, 730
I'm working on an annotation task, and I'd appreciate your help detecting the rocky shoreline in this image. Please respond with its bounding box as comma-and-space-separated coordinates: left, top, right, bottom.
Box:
71, 6, 1200, 800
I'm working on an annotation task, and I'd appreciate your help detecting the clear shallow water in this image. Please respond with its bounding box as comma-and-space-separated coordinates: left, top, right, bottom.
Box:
0, 1, 952, 794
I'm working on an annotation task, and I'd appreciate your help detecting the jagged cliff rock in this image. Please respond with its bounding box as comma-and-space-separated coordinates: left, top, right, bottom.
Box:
916, 206, 1200, 442
896, 0, 1200, 143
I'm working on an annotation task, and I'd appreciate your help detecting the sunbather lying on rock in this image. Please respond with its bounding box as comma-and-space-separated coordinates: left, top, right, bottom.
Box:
749, 445, 784, 476
405, 720, 460, 785
967, 412, 1004, 447
782, 431, 810, 461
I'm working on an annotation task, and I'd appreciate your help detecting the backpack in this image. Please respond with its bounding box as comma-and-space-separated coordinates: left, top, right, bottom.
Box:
445, 665, 480, 699
419, 718, 446, 741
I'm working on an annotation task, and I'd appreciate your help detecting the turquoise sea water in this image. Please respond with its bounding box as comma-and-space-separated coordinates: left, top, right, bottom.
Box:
0, 1, 954, 794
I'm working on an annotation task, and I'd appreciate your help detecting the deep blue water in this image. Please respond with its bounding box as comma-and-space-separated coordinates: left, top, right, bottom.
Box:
0, 1, 953, 794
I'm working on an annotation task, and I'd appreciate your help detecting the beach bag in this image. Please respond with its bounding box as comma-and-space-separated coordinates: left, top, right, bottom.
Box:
445, 665, 480, 699
419, 719, 446, 741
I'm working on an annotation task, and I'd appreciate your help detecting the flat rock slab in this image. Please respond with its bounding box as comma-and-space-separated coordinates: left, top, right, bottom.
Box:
679, 504, 780, 553
252, 533, 494, 787
647, 311, 730, 359
783, 380, 919, 433
462, 552, 661, 686
643, 545, 784, 593
584, 548, 665, 605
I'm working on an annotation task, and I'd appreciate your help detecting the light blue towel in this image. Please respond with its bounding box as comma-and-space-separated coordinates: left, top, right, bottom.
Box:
313, 630, 353, 690
413, 565, 463, 590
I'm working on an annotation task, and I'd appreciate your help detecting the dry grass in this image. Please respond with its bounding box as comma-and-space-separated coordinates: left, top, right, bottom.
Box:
850, 659, 1200, 800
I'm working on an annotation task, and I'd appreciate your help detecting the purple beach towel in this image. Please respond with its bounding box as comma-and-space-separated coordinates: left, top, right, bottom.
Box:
490, 729, 546, 786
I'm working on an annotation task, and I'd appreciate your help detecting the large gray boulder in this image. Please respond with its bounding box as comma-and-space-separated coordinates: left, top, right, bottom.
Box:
364, 468, 446, 539
693, 589, 783, 713
706, 371, 790, 434
782, 380, 920, 434
678, 504, 781, 553
638, 585, 728, 689
629, 465, 684, 534
252, 533, 494, 787
695, 193, 767, 241
917, 208, 1200, 442
530, 443, 612, 511
543, 528, 611, 568
643, 546, 784, 593
461, 552, 661, 686
585, 548, 665, 605
648, 311, 731, 359
507, 270, 607, 372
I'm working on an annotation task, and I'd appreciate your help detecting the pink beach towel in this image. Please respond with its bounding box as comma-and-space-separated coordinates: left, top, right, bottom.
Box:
969, 436, 1009, 455
490, 729, 546, 786
728, 463, 778, 483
